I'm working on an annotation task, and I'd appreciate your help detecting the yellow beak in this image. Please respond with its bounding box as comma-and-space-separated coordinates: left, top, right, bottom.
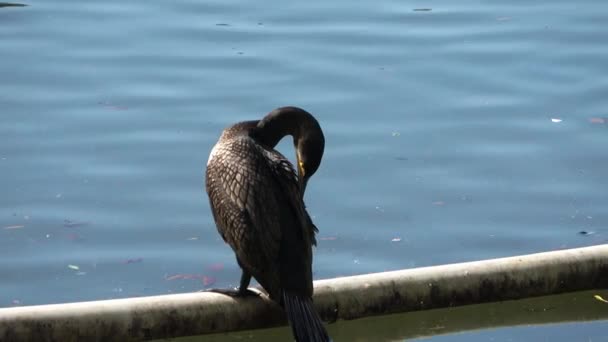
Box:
297, 158, 307, 195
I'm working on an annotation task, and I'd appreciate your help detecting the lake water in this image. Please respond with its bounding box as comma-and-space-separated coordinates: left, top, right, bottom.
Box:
1, 0, 607, 340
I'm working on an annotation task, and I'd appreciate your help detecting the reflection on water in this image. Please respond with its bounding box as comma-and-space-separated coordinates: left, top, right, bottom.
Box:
164, 291, 608, 341
1, 0, 608, 340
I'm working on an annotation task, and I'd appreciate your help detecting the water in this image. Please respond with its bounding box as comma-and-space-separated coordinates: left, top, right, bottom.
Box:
1, 0, 607, 340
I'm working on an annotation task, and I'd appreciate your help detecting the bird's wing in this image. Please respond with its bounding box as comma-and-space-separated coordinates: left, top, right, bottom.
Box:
263, 150, 317, 246
262, 149, 316, 296
205, 136, 316, 298
205, 137, 283, 296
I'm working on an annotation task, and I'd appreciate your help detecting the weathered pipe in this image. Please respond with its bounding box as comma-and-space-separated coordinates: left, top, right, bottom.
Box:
1, 244, 607, 342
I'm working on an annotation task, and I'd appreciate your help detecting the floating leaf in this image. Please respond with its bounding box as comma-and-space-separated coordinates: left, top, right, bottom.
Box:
594, 294, 608, 303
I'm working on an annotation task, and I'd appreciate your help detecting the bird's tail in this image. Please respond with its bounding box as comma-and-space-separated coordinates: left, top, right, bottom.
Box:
283, 291, 332, 342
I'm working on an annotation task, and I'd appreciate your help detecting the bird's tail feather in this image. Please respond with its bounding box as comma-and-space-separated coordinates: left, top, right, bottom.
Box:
283, 291, 332, 342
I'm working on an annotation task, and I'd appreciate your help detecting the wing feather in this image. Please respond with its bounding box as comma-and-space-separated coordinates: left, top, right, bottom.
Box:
206, 134, 318, 299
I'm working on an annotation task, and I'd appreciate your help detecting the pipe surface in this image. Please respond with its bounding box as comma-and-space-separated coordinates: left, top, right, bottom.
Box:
1, 244, 607, 342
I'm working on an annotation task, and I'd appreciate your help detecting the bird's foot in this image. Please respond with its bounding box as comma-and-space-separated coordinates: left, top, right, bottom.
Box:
204, 287, 262, 298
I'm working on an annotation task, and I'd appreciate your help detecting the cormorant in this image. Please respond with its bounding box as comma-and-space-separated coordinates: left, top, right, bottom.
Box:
205, 106, 330, 342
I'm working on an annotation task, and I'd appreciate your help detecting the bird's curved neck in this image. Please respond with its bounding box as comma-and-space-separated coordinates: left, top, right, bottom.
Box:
250, 107, 325, 196
251, 107, 318, 148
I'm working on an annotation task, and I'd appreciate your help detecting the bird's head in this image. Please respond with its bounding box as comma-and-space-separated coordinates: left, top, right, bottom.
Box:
295, 127, 324, 195
255, 106, 325, 195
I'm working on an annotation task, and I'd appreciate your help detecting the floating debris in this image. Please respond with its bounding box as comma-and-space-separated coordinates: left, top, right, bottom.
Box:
3, 225, 24, 230
165, 274, 207, 281
589, 117, 606, 124
202, 276, 216, 286
391, 237, 402, 242
578, 230, 595, 236
165, 273, 217, 286
68, 264, 80, 270
594, 294, 608, 304
66, 233, 84, 241
432, 201, 445, 206
208, 263, 224, 271
413, 8, 432, 11
319, 236, 338, 241
98, 101, 128, 111
550, 118, 562, 123
0, 2, 27, 7
122, 258, 143, 264
64, 219, 90, 228
165, 274, 186, 281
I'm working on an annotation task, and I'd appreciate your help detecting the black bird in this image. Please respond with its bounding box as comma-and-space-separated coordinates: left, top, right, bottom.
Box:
205, 106, 330, 342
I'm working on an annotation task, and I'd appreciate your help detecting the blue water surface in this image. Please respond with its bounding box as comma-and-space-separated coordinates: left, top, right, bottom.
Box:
1, 0, 607, 340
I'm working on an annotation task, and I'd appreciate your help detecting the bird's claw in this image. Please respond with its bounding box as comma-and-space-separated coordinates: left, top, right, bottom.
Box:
205, 287, 262, 298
